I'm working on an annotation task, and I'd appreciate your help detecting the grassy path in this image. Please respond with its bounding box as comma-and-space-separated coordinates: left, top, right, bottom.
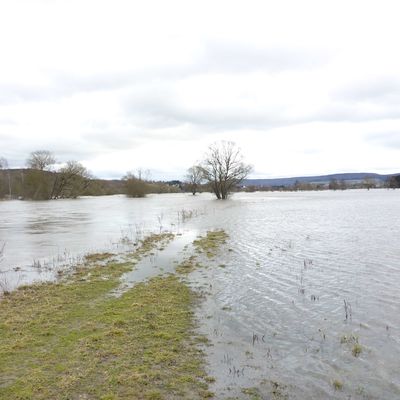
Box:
0, 232, 226, 399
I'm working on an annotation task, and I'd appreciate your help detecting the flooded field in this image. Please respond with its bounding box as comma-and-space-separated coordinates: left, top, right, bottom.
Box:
1, 190, 399, 399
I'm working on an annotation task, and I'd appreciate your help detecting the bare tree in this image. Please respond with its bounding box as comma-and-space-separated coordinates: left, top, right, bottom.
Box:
0, 157, 11, 198
26, 150, 56, 171
136, 168, 151, 181
0, 157, 7, 169
52, 161, 92, 198
201, 141, 252, 199
186, 165, 203, 195
362, 176, 376, 190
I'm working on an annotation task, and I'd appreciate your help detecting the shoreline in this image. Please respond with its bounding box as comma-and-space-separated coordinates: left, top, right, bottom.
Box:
0, 231, 229, 399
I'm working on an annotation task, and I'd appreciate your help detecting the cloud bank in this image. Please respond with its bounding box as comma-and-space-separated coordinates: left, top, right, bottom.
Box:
0, 0, 399, 179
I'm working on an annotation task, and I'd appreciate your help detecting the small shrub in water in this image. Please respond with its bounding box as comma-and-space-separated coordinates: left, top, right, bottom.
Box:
352, 343, 362, 357
332, 380, 343, 390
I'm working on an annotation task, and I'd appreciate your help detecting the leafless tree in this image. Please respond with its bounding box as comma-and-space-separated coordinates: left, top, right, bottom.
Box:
186, 165, 203, 195
52, 161, 92, 198
201, 141, 252, 199
362, 177, 376, 190
26, 150, 56, 171
0, 157, 7, 169
0, 157, 12, 197
136, 168, 151, 181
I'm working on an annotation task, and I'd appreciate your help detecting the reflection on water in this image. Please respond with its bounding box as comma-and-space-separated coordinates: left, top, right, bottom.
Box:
1, 190, 399, 399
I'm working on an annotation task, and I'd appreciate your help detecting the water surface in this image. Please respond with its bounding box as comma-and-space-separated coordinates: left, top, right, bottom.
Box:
1, 190, 399, 399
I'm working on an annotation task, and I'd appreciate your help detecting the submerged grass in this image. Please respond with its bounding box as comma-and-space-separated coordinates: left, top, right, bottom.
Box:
84, 252, 116, 263
176, 229, 229, 274
340, 333, 363, 357
193, 230, 229, 259
0, 233, 213, 399
176, 256, 202, 275
332, 379, 343, 391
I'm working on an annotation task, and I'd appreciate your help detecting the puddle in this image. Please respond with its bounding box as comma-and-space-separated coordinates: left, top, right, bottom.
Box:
111, 230, 199, 296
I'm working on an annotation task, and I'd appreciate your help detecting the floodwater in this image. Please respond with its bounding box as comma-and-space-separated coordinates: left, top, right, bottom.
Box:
1, 190, 399, 399
0, 194, 210, 288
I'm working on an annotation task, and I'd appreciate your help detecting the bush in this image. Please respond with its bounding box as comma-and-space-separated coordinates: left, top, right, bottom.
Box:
124, 173, 149, 197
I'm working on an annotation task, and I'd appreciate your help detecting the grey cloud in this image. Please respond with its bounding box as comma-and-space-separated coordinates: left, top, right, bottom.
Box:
312, 103, 400, 123
367, 131, 400, 149
335, 79, 400, 103
0, 118, 17, 126
124, 86, 400, 132
1, 139, 92, 167
0, 83, 49, 104
0, 41, 327, 106
124, 86, 292, 131
200, 41, 327, 73
126, 99, 287, 131
0, 130, 139, 168
0, 75, 133, 105
46, 129, 149, 162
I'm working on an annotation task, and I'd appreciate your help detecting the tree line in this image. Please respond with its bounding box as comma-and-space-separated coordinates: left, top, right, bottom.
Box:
0, 141, 253, 201
3, 142, 395, 201
0, 151, 93, 200
0, 151, 183, 200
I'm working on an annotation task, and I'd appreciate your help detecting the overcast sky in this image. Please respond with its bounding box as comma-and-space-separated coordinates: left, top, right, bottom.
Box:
0, 0, 399, 180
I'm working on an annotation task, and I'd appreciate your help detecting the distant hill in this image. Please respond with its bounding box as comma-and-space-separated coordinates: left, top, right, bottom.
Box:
243, 172, 399, 187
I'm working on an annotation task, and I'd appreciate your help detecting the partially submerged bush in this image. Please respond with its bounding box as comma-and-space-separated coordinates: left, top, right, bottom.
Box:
124, 172, 149, 198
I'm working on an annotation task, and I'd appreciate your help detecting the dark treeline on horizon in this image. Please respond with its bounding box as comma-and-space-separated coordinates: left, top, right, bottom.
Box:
243, 175, 400, 193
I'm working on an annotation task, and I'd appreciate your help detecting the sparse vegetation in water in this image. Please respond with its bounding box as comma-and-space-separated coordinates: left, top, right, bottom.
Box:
340, 333, 359, 344
178, 208, 199, 222
352, 343, 363, 357
194, 230, 229, 258
0, 234, 213, 399
343, 298, 352, 321
252, 379, 289, 400
242, 387, 263, 399
176, 229, 228, 274
84, 252, 115, 263
340, 333, 363, 357
0, 275, 11, 297
127, 232, 175, 262
332, 379, 343, 390
176, 255, 202, 274
139, 232, 175, 252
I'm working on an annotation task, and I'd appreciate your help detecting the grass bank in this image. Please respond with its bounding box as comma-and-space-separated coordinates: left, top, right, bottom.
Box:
0, 233, 216, 399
